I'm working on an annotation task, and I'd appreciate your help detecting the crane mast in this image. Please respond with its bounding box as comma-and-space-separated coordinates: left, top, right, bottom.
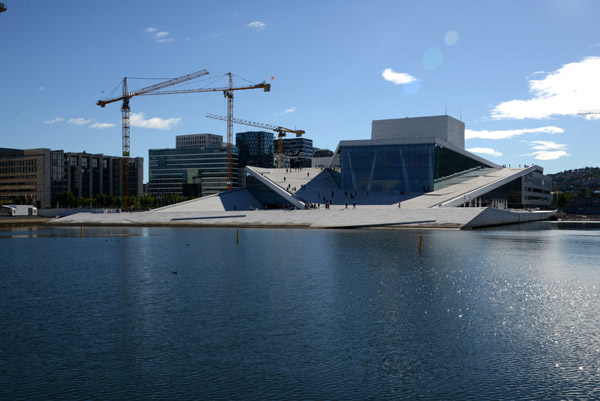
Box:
226, 73, 234, 189
143, 73, 271, 189
97, 69, 209, 204
121, 78, 131, 197
98, 70, 269, 200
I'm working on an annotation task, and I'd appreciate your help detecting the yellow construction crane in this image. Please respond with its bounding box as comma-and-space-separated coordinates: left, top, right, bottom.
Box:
144, 73, 270, 189
96, 69, 209, 203
206, 114, 304, 168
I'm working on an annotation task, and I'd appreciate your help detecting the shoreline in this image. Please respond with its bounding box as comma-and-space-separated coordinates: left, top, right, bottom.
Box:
0, 217, 54, 227
2, 207, 558, 230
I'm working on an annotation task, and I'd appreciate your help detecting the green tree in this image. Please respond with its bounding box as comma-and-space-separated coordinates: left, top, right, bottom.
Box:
60, 191, 75, 208
556, 192, 573, 210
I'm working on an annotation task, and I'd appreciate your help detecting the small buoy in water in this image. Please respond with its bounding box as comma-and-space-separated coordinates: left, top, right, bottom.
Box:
172, 270, 178, 275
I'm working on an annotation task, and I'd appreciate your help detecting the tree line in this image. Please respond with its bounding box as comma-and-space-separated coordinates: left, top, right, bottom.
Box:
1, 192, 189, 209
51, 192, 188, 209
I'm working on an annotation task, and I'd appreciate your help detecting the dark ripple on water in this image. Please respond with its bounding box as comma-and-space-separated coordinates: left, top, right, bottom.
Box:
1, 227, 600, 400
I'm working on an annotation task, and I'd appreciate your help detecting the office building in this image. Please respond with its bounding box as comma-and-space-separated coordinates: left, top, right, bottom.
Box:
176, 133, 223, 149
236, 131, 275, 168
276, 137, 313, 168
63, 152, 143, 199
0, 148, 53, 208
0, 148, 143, 208
312, 148, 333, 168
148, 147, 238, 198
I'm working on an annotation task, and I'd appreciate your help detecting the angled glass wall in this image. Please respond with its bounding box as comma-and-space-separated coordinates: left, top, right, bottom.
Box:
340, 144, 434, 193
338, 143, 494, 193
433, 145, 497, 191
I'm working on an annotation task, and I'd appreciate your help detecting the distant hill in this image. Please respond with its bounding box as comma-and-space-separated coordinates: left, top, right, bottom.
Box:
548, 167, 600, 194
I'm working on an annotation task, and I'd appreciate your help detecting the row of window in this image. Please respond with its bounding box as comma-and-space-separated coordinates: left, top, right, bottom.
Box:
0, 167, 38, 174
0, 175, 37, 180
0, 159, 37, 166
0, 187, 36, 192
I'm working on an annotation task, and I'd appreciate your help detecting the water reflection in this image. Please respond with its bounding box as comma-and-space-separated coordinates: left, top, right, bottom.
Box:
1, 227, 600, 399
0, 226, 161, 239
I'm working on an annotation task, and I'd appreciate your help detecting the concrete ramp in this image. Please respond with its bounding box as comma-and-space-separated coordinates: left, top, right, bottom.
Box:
400, 166, 541, 209
50, 205, 553, 230
246, 166, 305, 209
463, 208, 555, 229
151, 189, 263, 212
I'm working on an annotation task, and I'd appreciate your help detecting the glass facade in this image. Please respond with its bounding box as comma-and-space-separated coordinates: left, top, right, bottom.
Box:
63, 153, 142, 198
339, 143, 494, 193
479, 177, 523, 208
245, 175, 289, 209
236, 131, 274, 168
148, 147, 238, 197
277, 138, 313, 168
50, 151, 64, 201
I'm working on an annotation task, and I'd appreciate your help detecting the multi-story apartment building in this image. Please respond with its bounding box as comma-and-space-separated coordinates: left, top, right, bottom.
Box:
0, 148, 143, 208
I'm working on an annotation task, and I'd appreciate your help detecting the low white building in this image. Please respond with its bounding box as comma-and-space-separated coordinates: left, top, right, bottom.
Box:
2, 205, 37, 216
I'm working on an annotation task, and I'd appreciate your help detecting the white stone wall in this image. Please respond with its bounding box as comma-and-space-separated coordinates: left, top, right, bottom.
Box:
371, 115, 465, 149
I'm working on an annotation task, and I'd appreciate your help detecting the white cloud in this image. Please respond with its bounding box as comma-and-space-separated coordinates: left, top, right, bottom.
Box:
466, 147, 503, 157
465, 126, 563, 140
130, 112, 180, 130
491, 57, 600, 119
281, 107, 296, 114
44, 117, 64, 124
382, 68, 417, 85
90, 122, 116, 129
524, 140, 567, 151
525, 150, 570, 160
523, 141, 569, 160
67, 117, 92, 126
247, 21, 266, 31
145, 27, 173, 43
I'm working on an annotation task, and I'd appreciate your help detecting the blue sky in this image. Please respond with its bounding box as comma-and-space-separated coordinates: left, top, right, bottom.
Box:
1, 0, 600, 180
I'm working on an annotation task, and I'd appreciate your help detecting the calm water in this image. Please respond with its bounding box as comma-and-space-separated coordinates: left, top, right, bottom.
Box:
1, 224, 599, 400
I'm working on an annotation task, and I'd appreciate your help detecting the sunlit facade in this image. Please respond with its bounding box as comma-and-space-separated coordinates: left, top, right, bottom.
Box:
336, 143, 498, 193
148, 147, 238, 198
0, 148, 143, 208
329, 115, 552, 207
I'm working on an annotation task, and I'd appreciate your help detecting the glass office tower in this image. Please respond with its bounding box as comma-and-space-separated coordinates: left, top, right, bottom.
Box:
148, 147, 238, 197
